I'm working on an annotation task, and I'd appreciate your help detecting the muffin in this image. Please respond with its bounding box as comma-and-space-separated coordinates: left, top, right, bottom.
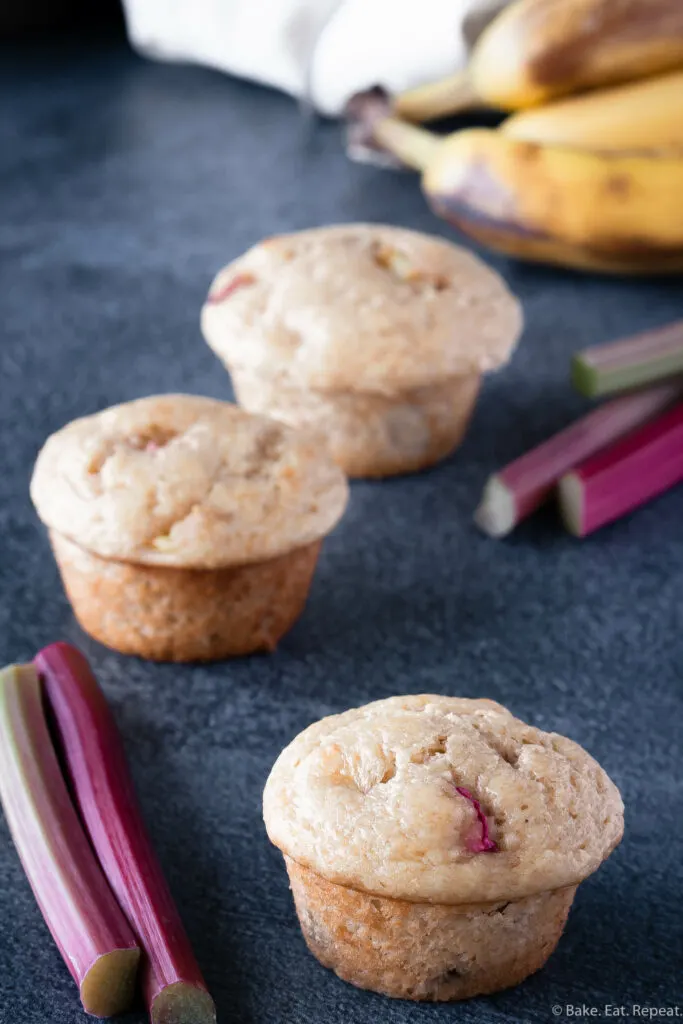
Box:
201, 224, 523, 477
263, 694, 623, 1001
30, 395, 348, 661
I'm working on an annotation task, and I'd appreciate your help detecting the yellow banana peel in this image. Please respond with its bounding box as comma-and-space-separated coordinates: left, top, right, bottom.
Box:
502, 69, 683, 152
372, 119, 683, 274
394, 0, 683, 121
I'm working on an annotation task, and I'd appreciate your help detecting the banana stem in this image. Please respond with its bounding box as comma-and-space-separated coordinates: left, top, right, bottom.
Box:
372, 117, 441, 172
394, 71, 480, 122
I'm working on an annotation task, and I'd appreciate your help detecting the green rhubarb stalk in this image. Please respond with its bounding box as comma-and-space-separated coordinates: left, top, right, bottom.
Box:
0, 664, 140, 1018
572, 319, 683, 397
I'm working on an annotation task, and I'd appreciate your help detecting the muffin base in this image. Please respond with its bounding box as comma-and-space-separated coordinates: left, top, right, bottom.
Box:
229, 368, 481, 478
285, 857, 577, 1001
50, 531, 321, 662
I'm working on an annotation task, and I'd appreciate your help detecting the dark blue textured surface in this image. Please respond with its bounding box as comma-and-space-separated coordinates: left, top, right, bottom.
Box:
1, 33, 682, 1024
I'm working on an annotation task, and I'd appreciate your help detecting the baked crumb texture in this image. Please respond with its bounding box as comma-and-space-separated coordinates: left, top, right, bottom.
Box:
201, 224, 523, 477
30, 394, 348, 568
287, 856, 577, 1001
50, 531, 321, 662
265, 695, 623, 904
31, 395, 348, 660
231, 369, 481, 478
264, 695, 623, 999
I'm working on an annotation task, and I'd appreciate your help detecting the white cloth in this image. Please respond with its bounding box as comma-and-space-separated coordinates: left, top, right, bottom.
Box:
121, 0, 509, 116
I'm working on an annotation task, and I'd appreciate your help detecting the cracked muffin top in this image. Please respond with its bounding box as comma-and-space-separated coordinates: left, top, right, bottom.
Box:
30, 395, 349, 569
263, 694, 624, 904
201, 224, 523, 395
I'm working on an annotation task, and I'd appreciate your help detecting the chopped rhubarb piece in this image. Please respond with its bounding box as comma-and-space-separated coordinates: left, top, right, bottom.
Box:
558, 402, 683, 537
475, 382, 680, 538
206, 272, 255, 305
35, 643, 216, 1024
129, 427, 176, 451
0, 663, 140, 1018
572, 320, 683, 397
455, 786, 497, 853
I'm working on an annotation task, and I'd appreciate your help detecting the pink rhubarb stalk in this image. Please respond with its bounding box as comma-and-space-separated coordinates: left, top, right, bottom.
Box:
558, 401, 683, 537
572, 319, 683, 397
0, 663, 140, 1018
475, 381, 680, 538
35, 643, 216, 1024
455, 787, 496, 853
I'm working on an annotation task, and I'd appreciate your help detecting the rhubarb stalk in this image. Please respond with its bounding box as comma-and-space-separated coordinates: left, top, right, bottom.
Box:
558, 402, 683, 537
0, 664, 140, 1018
572, 320, 683, 397
474, 381, 681, 537
35, 643, 216, 1024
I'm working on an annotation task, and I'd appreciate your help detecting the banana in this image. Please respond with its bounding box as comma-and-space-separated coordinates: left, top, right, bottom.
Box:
394, 0, 683, 121
372, 119, 683, 274
502, 69, 683, 152
393, 72, 480, 124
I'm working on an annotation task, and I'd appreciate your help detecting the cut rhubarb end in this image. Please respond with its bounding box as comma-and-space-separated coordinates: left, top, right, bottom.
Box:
81, 947, 141, 1018
0, 664, 140, 1016
151, 981, 217, 1024
474, 475, 517, 538
35, 643, 216, 1024
572, 320, 683, 397
557, 473, 584, 537
557, 401, 683, 537
474, 382, 681, 537
570, 354, 600, 397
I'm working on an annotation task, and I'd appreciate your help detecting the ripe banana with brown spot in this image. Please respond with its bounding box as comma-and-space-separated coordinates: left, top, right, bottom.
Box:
501, 69, 683, 153
372, 119, 683, 274
395, 0, 683, 121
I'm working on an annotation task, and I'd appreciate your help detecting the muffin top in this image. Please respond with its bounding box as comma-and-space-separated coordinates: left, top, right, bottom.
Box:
263, 694, 623, 904
31, 395, 349, 569
201, 224, 523, 395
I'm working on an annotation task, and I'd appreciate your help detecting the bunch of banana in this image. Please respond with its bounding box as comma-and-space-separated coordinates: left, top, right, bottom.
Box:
501, 70, 683, 152
365, 0, 683, 274
372, 119, 683, 274
394, 0, 683, 120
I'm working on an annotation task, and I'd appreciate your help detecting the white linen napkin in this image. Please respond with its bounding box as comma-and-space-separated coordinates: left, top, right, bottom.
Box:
121, 0, 510, 116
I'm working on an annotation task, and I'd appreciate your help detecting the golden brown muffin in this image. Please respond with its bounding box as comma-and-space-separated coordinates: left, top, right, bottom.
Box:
30, 395, 348, 661
263, 694, 624, 1001
201, 224, 523, 477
